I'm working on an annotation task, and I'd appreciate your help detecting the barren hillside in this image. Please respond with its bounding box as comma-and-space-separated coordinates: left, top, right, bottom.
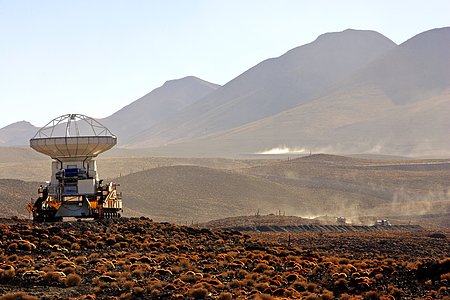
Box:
1, 154, 448, 228
0, 179, 40, 218
126, 29, 396, 148
116, 165, 304, 224
138, 27, 450, 157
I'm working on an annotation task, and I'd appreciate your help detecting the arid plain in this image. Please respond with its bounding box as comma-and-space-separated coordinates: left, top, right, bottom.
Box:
1, 147, 449, 228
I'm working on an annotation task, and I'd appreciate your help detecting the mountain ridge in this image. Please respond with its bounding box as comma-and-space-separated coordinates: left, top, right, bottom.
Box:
100, 76, 220, 144
140, 27, 450, 157
125, 29, 397, 148
0, 121, 38, 146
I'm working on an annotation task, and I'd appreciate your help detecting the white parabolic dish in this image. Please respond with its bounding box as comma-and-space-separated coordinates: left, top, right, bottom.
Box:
30, 114, 117, 160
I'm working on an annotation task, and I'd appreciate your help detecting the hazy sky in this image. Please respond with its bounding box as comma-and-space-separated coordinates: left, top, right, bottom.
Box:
1, 0, 449, 128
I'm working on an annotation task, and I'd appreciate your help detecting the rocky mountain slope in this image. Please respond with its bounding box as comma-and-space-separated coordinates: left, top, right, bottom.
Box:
0, 121, 38, 147
126, 29, 397, 148
100, 76, 220, 144
151, 27, 450, 157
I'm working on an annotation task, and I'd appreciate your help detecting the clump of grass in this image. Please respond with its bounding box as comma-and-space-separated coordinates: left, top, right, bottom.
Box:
71, 243, 81, 250
255, 282, 270, 292
388, 285, 402, 298
6, 243, 18, 252
307, 282, 318, 293
74, 256, 87, 264
291, 280, 307, 292
363, 291, 380, 300
228, 280, 242, 289
188, 287, 208, 299
6, 255, 17, 262
132, 286, 145, 296
65, 273, 82, 287
253, 263, 269, 273
0, 265, 16, 280
320, 290, 334, 300
120, 280, 133, 290
218, 292, 233, 300
42, 271, 63, 283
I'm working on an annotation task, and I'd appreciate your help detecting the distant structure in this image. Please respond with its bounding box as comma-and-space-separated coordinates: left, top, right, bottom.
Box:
27, 114, 122, 222
336, 216, 346, 224
374, 219, 392, 226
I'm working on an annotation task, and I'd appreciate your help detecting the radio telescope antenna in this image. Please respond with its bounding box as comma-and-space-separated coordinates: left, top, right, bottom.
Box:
30, 113, 116, 160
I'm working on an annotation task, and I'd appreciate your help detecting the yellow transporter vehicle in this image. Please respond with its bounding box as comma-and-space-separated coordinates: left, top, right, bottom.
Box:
27, 114, 122, 222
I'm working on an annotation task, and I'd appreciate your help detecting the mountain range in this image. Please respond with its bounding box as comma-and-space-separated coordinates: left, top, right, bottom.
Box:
1, 27, 449, 157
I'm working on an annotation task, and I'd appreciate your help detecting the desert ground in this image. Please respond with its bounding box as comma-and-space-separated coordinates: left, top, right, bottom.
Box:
0, 217, 449, 300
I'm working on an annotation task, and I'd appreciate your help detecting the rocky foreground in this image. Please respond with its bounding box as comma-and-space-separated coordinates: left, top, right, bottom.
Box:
0, 218, 449, 299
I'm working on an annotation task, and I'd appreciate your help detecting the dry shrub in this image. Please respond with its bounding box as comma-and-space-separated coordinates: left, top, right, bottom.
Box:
122, 280, 134, 290
0, 292, 38, 300
307, 282, 318, 293
273, 288, 287, 297
62, 266, 76, 274
292, 280, 307, 292
71, 243, 81, 250
177, 258, 194, 271
6, 243, 18, 252
132, 287, 145, 296
235, 269, 246, 279
42, 271, 63, 283
243, 278, 256, 287
387, 285, 402, 298
119, 292, 132, 300
228, 280, 242, 288
180, 273, 198, 283
166, 244, 179, 252
105, 237, 116, 246
65, 273, 82, 287
74, 256, 87, 264
338, 293, 354, 300
131, 268, 145, 278
146, 279, 163, 291
304, 293, 318, 300
1, 267, 16, 280
255, 282, 270, 292
285, 273, 299, 282
321, 290, 335, 300
218, 292, 233, 300
364, 291, 380, 300
7, 254, 18, 262
188, 287, 208, 299
253, 263, 269, 273
55, 259, 71, 268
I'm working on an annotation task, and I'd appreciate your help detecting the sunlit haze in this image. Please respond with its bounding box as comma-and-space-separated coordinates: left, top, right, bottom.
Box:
1, 0, 449, 128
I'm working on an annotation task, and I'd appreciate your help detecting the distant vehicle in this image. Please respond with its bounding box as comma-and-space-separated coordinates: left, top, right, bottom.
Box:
336, 217, 346, 224
374, 219, 391, 226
